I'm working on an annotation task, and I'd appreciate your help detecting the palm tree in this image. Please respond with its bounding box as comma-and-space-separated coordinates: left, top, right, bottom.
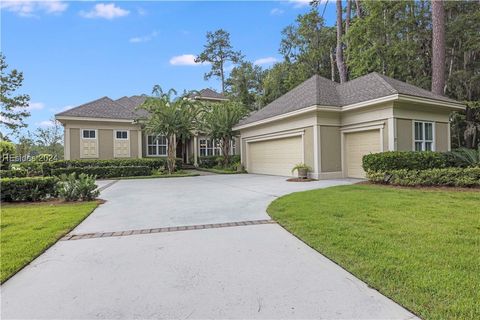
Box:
138, 86, 200, 174
202, 101, 247, 167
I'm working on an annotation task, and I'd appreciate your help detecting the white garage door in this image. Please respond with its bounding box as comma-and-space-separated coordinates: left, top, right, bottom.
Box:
247, 136, 303, 177
345, 130, 381, 178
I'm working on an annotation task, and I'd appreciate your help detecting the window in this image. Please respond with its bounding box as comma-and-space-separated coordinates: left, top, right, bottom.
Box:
82, 130, 96, 139
199, 139, 221, 156
116, 131, 128, 140
414, 121, 434, 151
147, 135, 167, 156
231, 139, 236, 155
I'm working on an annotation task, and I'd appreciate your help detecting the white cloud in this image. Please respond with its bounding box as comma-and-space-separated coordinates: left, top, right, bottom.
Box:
80, 3, 129, 20
254, 57, 278, 66
0, 0, 68, 17
169, 54, 207, 66
270, 8, 284, 16
288, 0, 312, 8
26, 102, 45, 111
36, 120, 55, 128
129, 30, 158, 43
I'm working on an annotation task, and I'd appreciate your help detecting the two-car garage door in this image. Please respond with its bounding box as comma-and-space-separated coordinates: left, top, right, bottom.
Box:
247, 136, 303, 177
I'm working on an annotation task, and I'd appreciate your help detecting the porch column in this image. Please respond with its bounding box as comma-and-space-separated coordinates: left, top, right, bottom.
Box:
193, 135, 198, 167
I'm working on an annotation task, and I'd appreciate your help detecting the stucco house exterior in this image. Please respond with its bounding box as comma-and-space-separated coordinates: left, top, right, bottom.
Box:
56, 89, 238, 166
233, 72, 465, 179
57, 73, 464, 179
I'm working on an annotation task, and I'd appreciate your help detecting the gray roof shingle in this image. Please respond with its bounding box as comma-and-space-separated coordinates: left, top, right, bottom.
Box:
238, 72, 461, 126
56, 97, 138, 120
190, 88, 227, 101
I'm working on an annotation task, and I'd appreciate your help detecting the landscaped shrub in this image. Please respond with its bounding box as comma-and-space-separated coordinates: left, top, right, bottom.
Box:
1, 177, 58, 202
18, 162, 44, 176
56, 173, 99, 201
0, 169, 28, 178
50, 166, 152, 178
362, 151, 449, 172
0, 141, 16, 170
367, 167, 480, 187
448, 147, 480, 167
42, 158, 181, 176
198, 155, 240, 168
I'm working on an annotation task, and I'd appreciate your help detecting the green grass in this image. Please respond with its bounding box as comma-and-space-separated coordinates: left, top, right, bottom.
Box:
0, 201, 99, 283
267, 184, 480, 320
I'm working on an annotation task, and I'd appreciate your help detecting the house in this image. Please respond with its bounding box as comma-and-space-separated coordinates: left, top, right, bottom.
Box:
232, 72, 465, 179
55, 89, 238, 165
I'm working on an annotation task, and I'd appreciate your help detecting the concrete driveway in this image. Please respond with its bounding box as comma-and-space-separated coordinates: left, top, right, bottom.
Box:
1, 174, 416, 319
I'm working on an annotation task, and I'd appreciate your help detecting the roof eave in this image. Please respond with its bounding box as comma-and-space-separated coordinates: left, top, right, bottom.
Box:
55, 115, 136, 123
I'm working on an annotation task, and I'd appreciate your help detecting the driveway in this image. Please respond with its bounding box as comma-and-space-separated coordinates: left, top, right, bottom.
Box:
1, 174, 416, 319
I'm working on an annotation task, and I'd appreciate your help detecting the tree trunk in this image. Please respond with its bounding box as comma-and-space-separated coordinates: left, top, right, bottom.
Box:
464, 107, 474, 149
345, 0, 351, 35
220, 60, 225, 93
431, 0, 446, 95
330, 49, 336, 81
167, 134, 176, 174
336, 0, 348, 83
221, 137, 230, 167
355, 0, 362, 18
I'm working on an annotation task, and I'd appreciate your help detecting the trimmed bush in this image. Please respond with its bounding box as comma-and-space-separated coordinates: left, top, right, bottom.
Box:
198, 155, 241, 168
0, 169, 28, 178
18, 162, 44, 176
367, 167, 480, 188
1, 177, 58, 202
362, 151, 449, 172
42, 158, 182, 176
56, 173, 99, 201
50, 166, 152, 179
0, 141, 16, 170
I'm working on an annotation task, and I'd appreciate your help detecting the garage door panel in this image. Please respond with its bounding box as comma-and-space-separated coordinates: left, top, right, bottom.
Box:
345, 130, 381, 179
248, 136, 303, 177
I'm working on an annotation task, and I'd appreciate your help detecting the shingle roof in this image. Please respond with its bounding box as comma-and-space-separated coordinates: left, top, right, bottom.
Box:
115, 95, 149, 118
238, 72, 461, 126
56, 97, 138, 120
190, 88, 227, 101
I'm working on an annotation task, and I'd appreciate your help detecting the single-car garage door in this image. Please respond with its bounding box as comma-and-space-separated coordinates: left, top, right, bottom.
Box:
345, 130, 381, 178
247, 136, 303, 177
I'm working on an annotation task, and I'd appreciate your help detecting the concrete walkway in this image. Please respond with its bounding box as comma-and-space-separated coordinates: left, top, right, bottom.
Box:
1, 174, 417, 319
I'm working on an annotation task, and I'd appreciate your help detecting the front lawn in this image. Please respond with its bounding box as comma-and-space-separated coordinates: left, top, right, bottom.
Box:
267, 184, 480, 320
0, 201, 99, 283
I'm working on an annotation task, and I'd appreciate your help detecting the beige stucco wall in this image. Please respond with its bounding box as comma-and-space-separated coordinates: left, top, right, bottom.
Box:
396, 119, 413, 151
320, 126, 341, 172
63, 120, 141, 160
303, 127, 314, 170
69, 128, 80, 160
436, 122, 449, 152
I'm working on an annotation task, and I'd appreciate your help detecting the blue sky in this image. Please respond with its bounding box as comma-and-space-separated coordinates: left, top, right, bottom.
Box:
1, 0, 337, 135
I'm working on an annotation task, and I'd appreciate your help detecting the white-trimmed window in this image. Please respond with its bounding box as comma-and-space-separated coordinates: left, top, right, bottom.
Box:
147, 135, 167, 156
82, 129, 96, 139
116, 130, 128, 139
231, 139, 236, 155
199, 139, 221, 156
414, 121, 434, 151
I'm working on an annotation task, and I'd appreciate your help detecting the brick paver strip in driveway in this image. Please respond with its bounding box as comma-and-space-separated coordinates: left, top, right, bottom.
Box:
61, 219, 276, 241
1, 174, 417, 319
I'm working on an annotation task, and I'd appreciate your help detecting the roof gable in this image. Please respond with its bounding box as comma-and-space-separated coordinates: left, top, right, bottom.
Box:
237, 72, 461, 126
56, 97, 138, 120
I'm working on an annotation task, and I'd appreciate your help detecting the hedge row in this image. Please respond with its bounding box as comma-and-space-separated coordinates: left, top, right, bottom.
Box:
18, 162, 44, 176
1, 177, 58, 202
0, 169, 28, 178
51, 166, 152, 179
362, 151, 453, 172
42, 158, 182, 176
367, 167, 480, 188
198, 155, 241, 168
